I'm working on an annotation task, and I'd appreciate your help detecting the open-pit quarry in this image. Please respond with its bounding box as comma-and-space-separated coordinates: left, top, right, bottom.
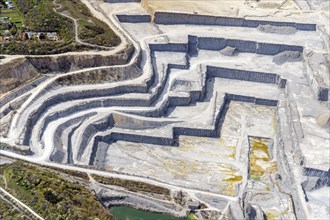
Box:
0, 0, 329, 219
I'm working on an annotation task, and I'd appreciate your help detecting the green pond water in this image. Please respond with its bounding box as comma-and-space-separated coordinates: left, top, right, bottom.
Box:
110, 206, 191, 220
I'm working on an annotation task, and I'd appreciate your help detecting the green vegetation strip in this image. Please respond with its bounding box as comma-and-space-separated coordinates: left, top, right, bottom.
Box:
110, 206, 196, 220
0, 161, 114, 220
92, 174, 171, 198
42, 165, 90, 180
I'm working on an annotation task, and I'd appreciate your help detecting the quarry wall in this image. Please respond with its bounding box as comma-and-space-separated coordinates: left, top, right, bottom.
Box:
0, 58, 40, 95
117, 15, 151, 23
153, 12, 316, 31
27, 44, 135, 73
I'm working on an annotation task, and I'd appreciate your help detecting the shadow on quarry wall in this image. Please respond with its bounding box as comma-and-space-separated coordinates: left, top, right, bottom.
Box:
117, 15, 151, 23
0, 58, 40, 95
302, 167, 330, 192
153, 12, 316, 31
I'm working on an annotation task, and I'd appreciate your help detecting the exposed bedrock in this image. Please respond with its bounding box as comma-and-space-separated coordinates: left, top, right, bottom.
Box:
92, 141, 111, 168
206, 66, 283, 86
276, 99, 309, 219
26, 44, 135, 73
185, 35, 303, 56
22, 40, 285, 149
302, 168, 330, 190
188, 35, 198, 57
150, 36, 304, 59
153, 12, 317, 31
317, 25, 330, 54
316, 112, 330, 129
23, 46, 141, 107
226, 94, 278, 106
24, 65, 143, 115
38, 50, 190, 136
87, 94, 278, 166
29, 56, 164, 146
106, 132, 175, 146
113, 113, 177, 130
54, 62, 141, 86
19, 36, 289, 154
304, 51, 329, 101
77, 114, 116, 161
149, 38, 294, 97
0, 94, 29, 137
0, 58, 39, 94
272, 51, 302, 65
57, 94, 197, 161
256, 42, 303, 56
27, 53, 175, 147
19, 64, 143, 144
244, 203, 267, 220
18, 38, 287, 152
149, 43, 188, 53
197, 37, 257, 53
86, 94, 278, 166
0, 76, 50, 109
257, 24, 297, 35
78, 112, 181, 161
219, 46, 238, 56
22, 82, 147, 146
50, 113, 97, 163
74, 92, 205, 160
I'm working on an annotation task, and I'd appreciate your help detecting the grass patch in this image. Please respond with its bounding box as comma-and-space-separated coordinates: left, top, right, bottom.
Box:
249, 138, 270, 178
250, 175, 261, 181
0, 9, 23, 24
223, 175, 242, 183
0, 3, 24, 34
0, 161, 114, 220
188, 213, 199, 220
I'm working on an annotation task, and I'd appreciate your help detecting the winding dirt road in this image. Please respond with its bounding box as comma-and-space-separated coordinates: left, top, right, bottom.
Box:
53, 0, 113, 50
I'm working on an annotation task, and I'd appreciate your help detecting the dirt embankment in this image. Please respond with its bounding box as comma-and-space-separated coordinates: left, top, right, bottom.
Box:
0, 44, 135, 97
0, 58, 39, 95
27, 44, 135, 73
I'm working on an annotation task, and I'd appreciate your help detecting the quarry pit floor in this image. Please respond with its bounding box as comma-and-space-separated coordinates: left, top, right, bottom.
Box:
0, 0, 329, 219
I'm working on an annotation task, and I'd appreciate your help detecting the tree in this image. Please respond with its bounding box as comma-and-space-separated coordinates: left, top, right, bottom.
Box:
9, 26, 17, 36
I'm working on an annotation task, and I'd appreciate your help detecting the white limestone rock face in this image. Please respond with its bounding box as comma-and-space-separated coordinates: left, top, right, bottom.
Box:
272, 51, 302, 65
317, 112, 330, 129
257, 24, 297, 35
220, 46, 238, 57
1, 0, 329, 219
